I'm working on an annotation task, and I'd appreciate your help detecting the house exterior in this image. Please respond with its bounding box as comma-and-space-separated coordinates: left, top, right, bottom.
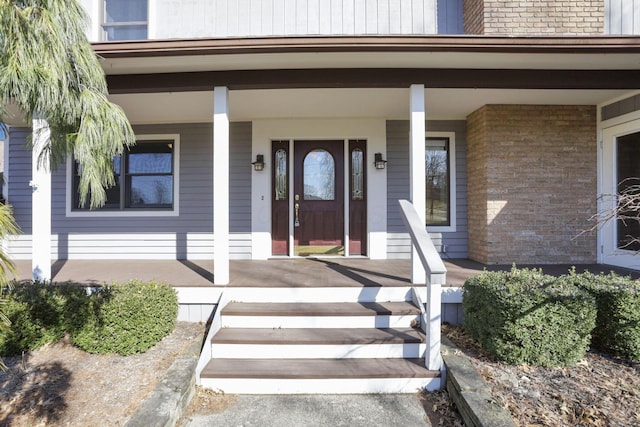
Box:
3, 0, 640, 393
5, 1, 638, 271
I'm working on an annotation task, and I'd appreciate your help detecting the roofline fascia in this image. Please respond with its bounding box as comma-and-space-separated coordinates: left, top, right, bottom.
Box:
92, 35, 640, 58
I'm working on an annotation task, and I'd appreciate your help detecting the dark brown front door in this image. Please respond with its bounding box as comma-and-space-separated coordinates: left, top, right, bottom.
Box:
293, 140, 344, 256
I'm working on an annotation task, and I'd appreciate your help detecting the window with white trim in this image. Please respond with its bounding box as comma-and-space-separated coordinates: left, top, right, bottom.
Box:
72, 138, 176, 211
426, 133, 456, 231
102, 0, 148, 41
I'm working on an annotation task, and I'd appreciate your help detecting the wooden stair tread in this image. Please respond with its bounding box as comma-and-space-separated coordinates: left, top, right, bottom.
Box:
221, 301, 420, 316
201, 358, 439, 379
212, 327, 425, 345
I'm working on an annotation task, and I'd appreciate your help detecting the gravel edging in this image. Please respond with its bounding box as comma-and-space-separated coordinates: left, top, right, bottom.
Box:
441, 336, 516, 427
125, 332, 204, 427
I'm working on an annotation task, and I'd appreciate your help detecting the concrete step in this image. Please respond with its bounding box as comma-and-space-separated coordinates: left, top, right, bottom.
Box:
211, 327, 426, 359
220, 301, 421, 329
200, 358, 440, 394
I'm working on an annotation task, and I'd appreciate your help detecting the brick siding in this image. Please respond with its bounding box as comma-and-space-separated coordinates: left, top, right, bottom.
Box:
466, 105, 597, 264
463, 0, 605, 35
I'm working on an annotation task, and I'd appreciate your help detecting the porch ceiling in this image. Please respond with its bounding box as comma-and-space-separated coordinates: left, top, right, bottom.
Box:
109, 88, 630, 123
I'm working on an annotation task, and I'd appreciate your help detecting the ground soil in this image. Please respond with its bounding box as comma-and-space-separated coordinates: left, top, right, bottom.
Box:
0, 322, 204, 427
3, 322, 639, 426
443, 324, 640, 427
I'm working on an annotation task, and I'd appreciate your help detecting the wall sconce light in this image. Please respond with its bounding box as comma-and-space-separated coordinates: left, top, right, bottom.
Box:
252, 154, 265, 171
374, 153, 387, 170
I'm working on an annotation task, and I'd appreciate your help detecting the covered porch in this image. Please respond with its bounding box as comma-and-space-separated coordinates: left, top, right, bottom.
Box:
11, 257, 639, 289
11, 257, 639, 326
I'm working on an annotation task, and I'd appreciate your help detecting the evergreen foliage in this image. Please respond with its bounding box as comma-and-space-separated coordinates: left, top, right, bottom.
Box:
0, 280, 178, 357
0, 1, 135, 367
72, 280, 178, 355
569, 270, 640, 361
463, 267, 596, 367
0, 0, 135, 209
0, 282, 89, 355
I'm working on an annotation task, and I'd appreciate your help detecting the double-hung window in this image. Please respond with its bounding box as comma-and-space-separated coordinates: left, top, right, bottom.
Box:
70, 136, 178, 215
426, 133, 456, 231
102, 0, 148, 41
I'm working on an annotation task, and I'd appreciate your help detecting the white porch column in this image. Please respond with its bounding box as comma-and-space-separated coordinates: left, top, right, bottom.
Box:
213, 87, 230, 285
31, 118, 52, 281
409, 84, 426, 284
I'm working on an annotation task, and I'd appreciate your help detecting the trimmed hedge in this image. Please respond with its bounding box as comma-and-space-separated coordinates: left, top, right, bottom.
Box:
72, 280, 178, 355
0, 283, 89, 356
0, 280, 178, 357
568, 271, 640, 361
463, 267, 596, 367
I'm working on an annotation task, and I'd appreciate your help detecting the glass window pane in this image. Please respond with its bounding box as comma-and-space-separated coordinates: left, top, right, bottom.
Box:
426, 138, 450, 226
616, 132, 640, 251
73, 156, 121, 209
303, 149, 335, 201
105, 0, 147, 22
72, 139, 175, 211
351, 149, 364, 200
104, 25, 148, 41
275, 149, 287, 201
129, 176, 173, 207
128, 142, 172, 174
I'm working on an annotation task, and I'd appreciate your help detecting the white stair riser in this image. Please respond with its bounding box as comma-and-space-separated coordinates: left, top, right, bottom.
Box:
223, 287, 412, 303
200, 377, 441, 394
211, 343, 426, 359
220, 315, 419, 329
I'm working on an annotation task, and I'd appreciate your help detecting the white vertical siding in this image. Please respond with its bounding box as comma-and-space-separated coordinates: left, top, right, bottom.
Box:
78, 0, 461, 41
606, 0, 640, 34
153, 0, 439, 39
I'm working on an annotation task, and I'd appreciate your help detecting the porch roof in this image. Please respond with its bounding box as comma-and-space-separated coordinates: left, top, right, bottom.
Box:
94, 35, 640, 93
10, 259, 639, 288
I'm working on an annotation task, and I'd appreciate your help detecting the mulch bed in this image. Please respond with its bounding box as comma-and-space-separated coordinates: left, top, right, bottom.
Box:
3, 321, 639, 426
0, 322, 204, 427
443, 324, 640, 426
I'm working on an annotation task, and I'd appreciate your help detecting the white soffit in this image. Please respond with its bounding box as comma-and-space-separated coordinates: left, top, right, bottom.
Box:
99, 51, 640, 75
109, 88, 629, 124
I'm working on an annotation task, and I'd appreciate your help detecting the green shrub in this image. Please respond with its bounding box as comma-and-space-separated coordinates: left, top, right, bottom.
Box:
72, 280, 178, 355
463, 267, 596, 366
0, 297, 41, 355
0, 282, 90, 356
569, 271, 640, 361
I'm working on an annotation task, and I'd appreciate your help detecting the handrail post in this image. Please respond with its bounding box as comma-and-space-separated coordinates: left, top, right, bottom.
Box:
426, 276, 442, 371
398, 199, 446, 373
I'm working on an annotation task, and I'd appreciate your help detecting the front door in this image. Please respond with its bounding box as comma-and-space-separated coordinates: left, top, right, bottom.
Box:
293, 140, 344, 256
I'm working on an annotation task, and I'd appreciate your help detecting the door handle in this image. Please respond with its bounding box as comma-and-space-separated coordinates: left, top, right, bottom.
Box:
294, 202, 300, 227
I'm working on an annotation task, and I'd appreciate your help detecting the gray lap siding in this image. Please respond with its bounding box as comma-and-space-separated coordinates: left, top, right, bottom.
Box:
386, 120, 468, 259
7, 122, 252, 260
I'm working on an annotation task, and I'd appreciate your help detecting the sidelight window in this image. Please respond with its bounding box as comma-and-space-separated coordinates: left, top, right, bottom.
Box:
425, 133, 456, 231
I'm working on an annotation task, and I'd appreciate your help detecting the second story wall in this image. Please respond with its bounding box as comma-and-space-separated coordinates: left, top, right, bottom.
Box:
152, 0, 438, 39
83, 0, 636, 42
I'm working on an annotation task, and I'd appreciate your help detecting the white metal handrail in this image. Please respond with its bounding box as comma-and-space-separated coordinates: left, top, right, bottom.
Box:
398, 199, 446, 373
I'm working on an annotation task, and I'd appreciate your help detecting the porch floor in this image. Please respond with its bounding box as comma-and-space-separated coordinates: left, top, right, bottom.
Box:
11, 258, 640, 288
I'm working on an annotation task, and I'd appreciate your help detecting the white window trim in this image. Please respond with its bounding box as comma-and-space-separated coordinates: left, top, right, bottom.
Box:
426, 131, 456, 233
65, 134, 180, 218
101, 0, 149, 41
